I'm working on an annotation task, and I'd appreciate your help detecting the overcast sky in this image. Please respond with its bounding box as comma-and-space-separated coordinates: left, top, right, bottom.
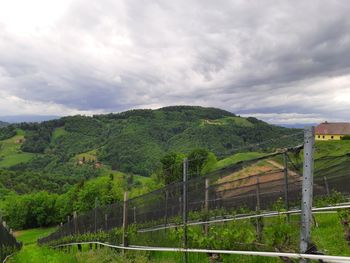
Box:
0, 0, 350, 124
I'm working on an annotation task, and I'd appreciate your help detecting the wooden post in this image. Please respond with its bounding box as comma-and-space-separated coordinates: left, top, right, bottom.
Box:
256, 176, 262, 241
94, 197, 99, 233
300, 127, 315, 263
324, 176, 330, 196
179, 196, 182, 216
133, 207, 136, 224
283, 151, 290, 222
256, 176, 261, 210
204, 178, 210, 236
165, 190, 169, 231
122, 191, 129, 254
105, 214, 108, 231
73, 211, 78, 235
67, 216, 71, 236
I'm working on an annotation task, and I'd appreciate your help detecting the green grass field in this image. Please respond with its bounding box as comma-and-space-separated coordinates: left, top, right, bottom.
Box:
8, 227, 78, 263
215, 152, 267, 170
0, 130, 35, 168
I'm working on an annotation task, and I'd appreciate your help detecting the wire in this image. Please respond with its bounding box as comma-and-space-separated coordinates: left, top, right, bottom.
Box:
137, 203, 350, 233
186, 131, 304, 164
51, 241, 350, 262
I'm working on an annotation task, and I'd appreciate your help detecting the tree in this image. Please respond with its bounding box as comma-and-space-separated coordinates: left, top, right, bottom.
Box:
188, 148, 217, 178
160, 152, 185, 184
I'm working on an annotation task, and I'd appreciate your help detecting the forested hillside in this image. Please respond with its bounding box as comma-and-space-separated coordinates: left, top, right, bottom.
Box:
0, 106, 299, 176
0, 106, 302, 230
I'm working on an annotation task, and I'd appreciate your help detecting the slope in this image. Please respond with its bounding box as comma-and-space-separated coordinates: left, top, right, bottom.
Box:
2, 106, 300, 177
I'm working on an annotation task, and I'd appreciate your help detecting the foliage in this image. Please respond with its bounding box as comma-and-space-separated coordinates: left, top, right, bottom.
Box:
338, 209, 350, 245
2, 192, 58, 229
0, 125, 16, 140
341, 135, 350, 140
187, 148, 211, 178
314, 190, 347, 207
1, 175, 125, 229
263, 215, 293, 251
159, 152, 186, 184
2, 106, 299, 177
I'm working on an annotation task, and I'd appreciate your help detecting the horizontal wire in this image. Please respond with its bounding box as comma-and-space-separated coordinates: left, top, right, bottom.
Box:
136, 203, 350, 233
51, 241, 350, 262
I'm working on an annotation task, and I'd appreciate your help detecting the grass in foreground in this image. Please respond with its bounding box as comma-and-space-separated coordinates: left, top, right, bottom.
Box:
312, 213, 350, 256
9, 227, 78, 263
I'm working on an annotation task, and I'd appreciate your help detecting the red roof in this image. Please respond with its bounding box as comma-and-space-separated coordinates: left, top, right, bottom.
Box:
315, 122, 350, 135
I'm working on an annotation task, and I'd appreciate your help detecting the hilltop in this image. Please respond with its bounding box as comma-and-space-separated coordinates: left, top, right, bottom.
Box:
0, 106, 300, 177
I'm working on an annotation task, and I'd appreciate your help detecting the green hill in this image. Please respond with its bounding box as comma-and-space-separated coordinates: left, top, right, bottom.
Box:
0, 106, 300, 176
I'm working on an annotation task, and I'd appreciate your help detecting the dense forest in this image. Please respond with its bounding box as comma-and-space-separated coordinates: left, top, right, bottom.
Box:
0, 106, 302, 229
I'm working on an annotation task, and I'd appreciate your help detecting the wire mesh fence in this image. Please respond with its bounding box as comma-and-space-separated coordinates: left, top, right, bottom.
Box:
0, 222, 22, 261
39, 150, 305, 243
38, 132, 350, 259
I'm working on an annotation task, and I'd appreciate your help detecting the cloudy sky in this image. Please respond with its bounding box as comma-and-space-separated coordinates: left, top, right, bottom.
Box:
0, 0, 350, 124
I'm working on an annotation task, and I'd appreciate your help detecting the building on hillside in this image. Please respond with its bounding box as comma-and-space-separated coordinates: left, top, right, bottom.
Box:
315, 122, 350, 140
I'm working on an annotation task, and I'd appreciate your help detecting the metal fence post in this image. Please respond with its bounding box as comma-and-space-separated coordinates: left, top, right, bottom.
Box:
204, 178, 210, 236
122, 191, 129, 254
94, 197, 99, 233
256, 176, 261, 210
283, 151, 290, 222
73, 211, 78, 235
256, 176, 262, 241
73, 211, 82, 251
165, 190, 169, 231
133, 207, 137, 224
183, 158, 189, 263
300, 126, 315, 262
323, 176, 330, 196
179, 196, 182, 217
105, 214, 108, 231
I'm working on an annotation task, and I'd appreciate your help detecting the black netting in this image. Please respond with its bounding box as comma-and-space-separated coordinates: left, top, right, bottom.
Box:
38, 146, 350, 255
0, 223, 21, 261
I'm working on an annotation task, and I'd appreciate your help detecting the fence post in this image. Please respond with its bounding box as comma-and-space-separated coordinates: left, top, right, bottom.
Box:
256, 176, 262, 241
73, 211, 78, 235
165, 189, 169, 231
323, 176, 330, 196
179, 196, 182, 217
94, 197, 99, 233
256, 176, 261, 210
133, 207, 137, 224
122, 191, 129, 254
283, 151, 290, 222
183, 158, 189, 263
73, 211, 82, 252
67, 216, 70, 236
105, 214, 108, 231
204, 178, 210, 236
300, 126, 315, 262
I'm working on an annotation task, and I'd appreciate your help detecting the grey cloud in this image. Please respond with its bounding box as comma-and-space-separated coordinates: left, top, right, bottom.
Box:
0, 0, 350, 123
